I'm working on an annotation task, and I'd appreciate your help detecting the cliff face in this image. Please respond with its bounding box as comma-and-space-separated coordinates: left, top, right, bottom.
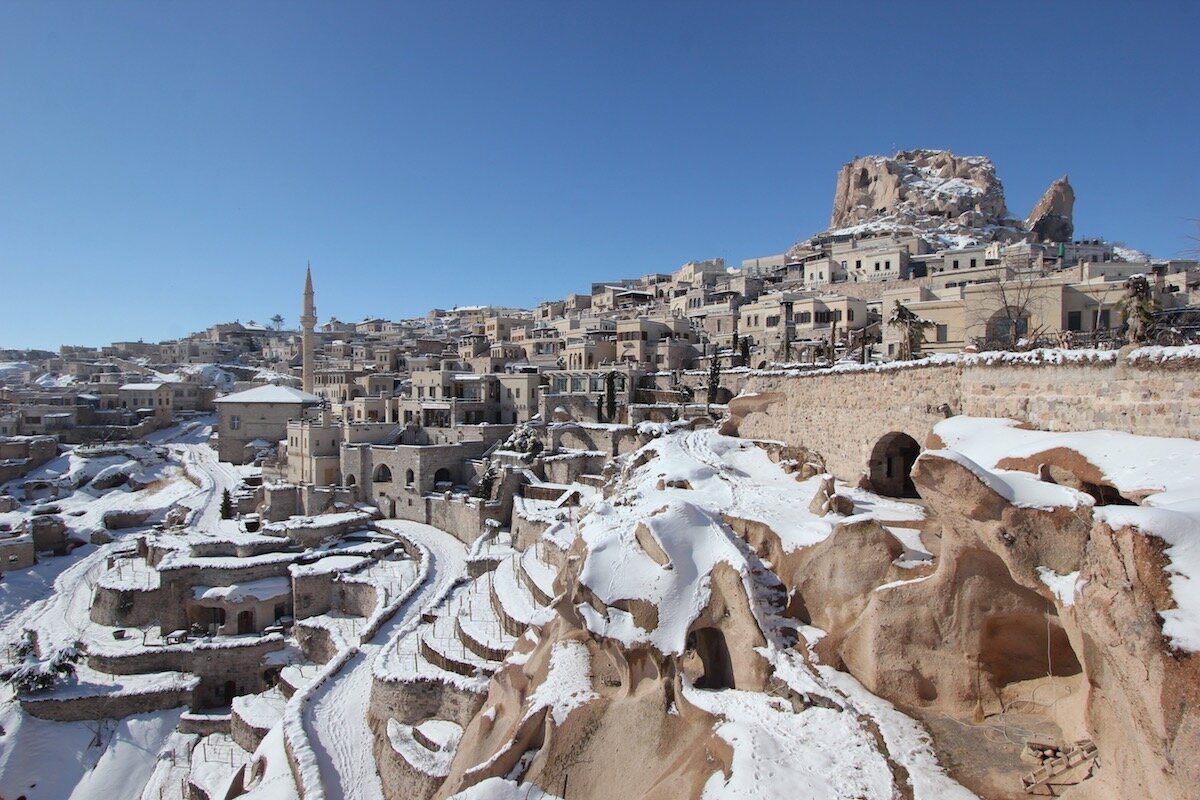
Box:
1025, 176, 1075, 242
791, 149, 1079, 256
829, 149, 1010, 231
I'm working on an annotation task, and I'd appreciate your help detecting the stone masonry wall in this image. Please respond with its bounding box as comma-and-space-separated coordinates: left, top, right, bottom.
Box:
735, 351, 1200, 484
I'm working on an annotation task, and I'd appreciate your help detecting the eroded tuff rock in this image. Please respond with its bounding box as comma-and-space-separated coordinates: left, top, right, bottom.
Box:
1025, 175, 1074, 243
827, 445, 1199, 800
829, 149, 1009, 231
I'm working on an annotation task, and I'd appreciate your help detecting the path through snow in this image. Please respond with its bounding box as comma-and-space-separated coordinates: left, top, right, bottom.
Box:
304, 520, 467, 800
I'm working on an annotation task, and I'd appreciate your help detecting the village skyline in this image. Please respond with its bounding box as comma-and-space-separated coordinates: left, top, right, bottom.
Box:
3, 2, 1198, 349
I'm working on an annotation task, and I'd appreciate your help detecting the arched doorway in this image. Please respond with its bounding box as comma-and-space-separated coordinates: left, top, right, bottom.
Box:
869, 432, 921, 497
237, 609, 255, 634
686, 627, 736, 690
433, 467, 452, 486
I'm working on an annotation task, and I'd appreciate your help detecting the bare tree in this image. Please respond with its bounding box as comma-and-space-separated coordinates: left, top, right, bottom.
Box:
887, 301, 933, 361
1115, 274, 1156, 344
966, 265, 1054, 350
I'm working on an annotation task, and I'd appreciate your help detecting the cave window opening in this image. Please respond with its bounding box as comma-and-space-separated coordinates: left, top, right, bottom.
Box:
869, 431, 921, 498
687, 627, 736, 690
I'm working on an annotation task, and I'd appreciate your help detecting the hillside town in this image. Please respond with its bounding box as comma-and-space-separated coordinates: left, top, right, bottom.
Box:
2, 151, 1200, 800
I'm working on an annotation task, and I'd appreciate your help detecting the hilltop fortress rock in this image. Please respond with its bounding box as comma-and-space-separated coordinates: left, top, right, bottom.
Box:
829, 149, 1010, 231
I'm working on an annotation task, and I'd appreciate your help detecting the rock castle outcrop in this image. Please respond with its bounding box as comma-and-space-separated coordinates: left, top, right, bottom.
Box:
797, 148, 1076, 253
1025, 175, 1075, 243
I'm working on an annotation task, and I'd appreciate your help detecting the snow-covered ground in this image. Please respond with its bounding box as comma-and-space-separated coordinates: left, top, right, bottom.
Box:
0, 418, 256, 800
298, 520, 466, 800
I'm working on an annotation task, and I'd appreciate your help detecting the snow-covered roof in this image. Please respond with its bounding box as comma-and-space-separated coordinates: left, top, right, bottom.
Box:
119, 382, 167, 391
215, 385, 321, 405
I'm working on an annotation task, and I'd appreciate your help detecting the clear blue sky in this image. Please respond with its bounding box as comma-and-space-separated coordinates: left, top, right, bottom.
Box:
1, 1, 1196, 350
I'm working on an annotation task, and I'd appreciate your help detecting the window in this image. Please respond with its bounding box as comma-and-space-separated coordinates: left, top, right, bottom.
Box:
1067, 311, 1082, 331
834, 309, 843, 322
953, 260, 959, 269
874, 262, 880, 272
855, 260, 861, 270
847, 309, 855, 322
936, 324, 948, 343
885, 260, 891, 271
970, 258, 977, 268
1098, 310, 1111, 329
230, 415, 241, 431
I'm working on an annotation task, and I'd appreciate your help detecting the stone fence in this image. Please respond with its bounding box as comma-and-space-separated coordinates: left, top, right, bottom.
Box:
728, 348, 1200, 490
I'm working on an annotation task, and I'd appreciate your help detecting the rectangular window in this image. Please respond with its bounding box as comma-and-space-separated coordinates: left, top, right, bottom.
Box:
936, 324, 948, 343
953, 260, 959, 269
1099, 310, 1111, 328
847, 309, 855, 322
874, 262, 880, 272
1067, 311, 1082, 331
231, 415, 241, 431
970, 258, 977, 268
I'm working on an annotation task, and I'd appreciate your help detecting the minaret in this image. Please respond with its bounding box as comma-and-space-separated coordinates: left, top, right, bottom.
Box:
301, 265, 316, 395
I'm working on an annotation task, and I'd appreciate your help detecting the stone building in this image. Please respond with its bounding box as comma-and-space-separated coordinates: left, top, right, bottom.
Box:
215, 384, 322, 464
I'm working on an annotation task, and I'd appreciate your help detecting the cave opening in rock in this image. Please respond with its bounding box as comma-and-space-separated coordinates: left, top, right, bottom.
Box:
978, 610, 1082, 687
869, 431, 921, 497
688, 627, 736, 690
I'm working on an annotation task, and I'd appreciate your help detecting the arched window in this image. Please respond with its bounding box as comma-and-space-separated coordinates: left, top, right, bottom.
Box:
405, 469, 414, 486
373, 464, 392, 483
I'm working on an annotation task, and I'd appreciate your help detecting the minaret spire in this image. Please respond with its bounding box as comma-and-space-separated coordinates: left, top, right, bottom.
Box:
301, 264, 317, 395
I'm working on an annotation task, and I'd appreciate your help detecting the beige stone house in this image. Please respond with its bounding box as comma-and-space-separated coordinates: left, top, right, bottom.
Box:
215, 384, 322, 464
118, 383, 173, 426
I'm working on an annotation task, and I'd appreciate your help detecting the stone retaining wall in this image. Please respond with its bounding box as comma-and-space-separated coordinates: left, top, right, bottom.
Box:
733, 351, 1200, 486
21, 686, 193, 721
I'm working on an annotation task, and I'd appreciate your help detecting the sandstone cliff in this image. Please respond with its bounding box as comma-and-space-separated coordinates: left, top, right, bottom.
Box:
790, 149, 1082, 258
1025, 175, 1075, 242
829, 149, 1009, 231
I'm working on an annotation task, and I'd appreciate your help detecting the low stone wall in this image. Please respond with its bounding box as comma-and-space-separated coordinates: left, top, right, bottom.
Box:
369, 674, 485, 730
547, 423, 639, 457
959, 354, 1200, 439
231, 706, 270, 752
733, 350, 1200, 485
180, 712, 232, 736
21, 686, 193, 721
542, 452, 606, 485
90, 583, 166, 627
294, 623, 340, 664
338, 579, 380, 618
87, 636, 284, 709
426, 495, 503, 547
293, 571, 338, 620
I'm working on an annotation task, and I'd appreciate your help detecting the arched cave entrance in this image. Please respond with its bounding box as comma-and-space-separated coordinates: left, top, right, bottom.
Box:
687, 627, 736, 690
433, 467, 452, 486
978, 610, 1082, 688
869, 431, 921, 497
